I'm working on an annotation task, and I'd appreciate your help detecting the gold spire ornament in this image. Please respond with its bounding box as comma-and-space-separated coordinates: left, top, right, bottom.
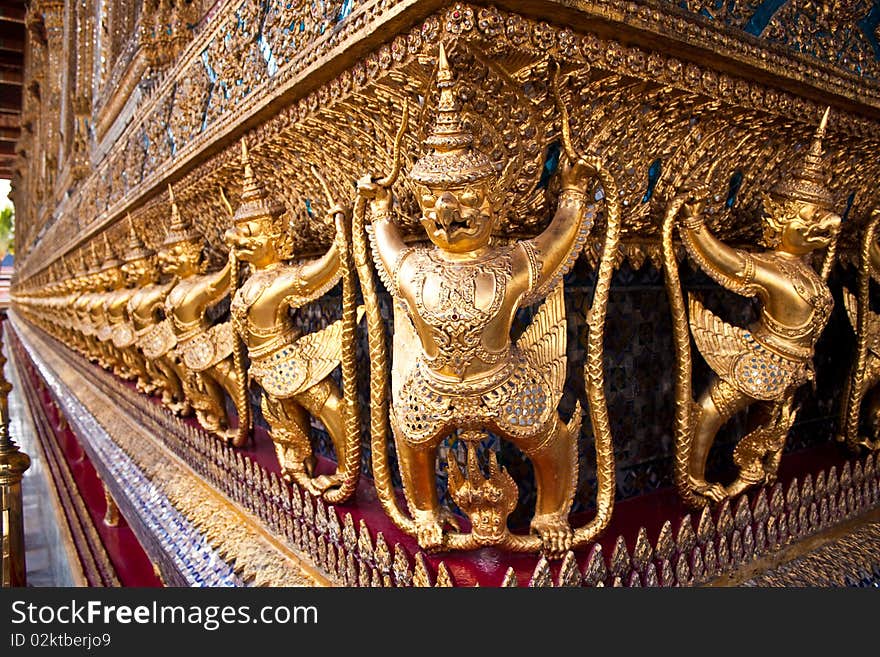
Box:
769, 108, 834, 209
663, 108, 842, 507
353, 43, 620, 558
122, 214, 156, 263
225, 138, 361, 501
408, 44, 496, 187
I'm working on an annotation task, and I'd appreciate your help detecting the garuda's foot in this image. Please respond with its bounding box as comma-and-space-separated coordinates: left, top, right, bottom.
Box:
171, 401, 192, 417
311, 472, 345, 495
281, 468, 307, 489
724, 479, 750, 499
280, 455, 317, 490
411, 510, 444, 552
531, 513, 573, 559
690, 477, 728, 504
438, 507, 461, 533
221, 427, 249, 448
194, 411, 222, 434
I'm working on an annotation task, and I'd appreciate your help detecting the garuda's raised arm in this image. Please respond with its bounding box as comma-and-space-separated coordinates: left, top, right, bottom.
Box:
673, 187, 765, 298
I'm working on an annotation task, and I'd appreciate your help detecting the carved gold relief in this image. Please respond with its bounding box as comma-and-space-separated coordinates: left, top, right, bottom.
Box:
351, 44, 617, 558
663, 109, 841, 507
11, 0, 880, 569
225, 140, 362, 501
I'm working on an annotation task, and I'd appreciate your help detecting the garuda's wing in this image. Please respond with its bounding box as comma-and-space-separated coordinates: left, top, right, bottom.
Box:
517, 283, 567, 396
843, 287, 858, 333
688, 295, 751, 382
296, 306, 365, 391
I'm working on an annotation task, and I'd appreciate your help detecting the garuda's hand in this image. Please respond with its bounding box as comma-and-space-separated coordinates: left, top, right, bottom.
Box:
667, 183, 710, 224
559, 154, 600, 191
356, 174, 393, 215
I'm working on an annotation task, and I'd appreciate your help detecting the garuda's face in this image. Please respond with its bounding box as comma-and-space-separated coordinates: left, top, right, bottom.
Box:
779, 201, 841, 255
418, 182, 495, 254
158, 241, 200, 276
122, 258, 150, 286
226, 218, 279, 267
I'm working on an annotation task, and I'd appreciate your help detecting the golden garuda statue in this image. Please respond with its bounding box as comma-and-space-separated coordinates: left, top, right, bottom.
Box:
69, 252, 95, 358
105, 220, 159, 395
225, 140, 361, 502
663, 109, 842, 507
73, 245, 101, 363
90, 238, 125, 372
57, 256, 85, 351
125, 217, 191, 416
353, 44, 620, 558
839, 207, 880, 452
153, 186, 251, 445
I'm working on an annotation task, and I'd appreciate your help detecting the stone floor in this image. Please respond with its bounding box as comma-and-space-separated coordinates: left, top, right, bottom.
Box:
5, 330, 79, 586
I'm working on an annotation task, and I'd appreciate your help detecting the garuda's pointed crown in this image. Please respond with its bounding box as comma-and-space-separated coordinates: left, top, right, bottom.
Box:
99, 233, 122, 271
409, 43, 496, 187
77, 250, 89, 277
123, 214, 155, 262
771, 107, 834, 209
233, 139, 285, 225
163, 184, 201, 246
86, 242, 103, 275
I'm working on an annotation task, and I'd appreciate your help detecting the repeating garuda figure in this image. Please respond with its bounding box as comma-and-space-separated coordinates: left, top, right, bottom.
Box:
93, 235, 129, 376
663, 109, 841, 506
838, 208, 880, 451
224, 140, 361, 502
108, 220, 161, 396
353, 44, 620, 558
125, 216, 190, 416
63, 254, 88, 355
160, 186, 251, 445
73, 247, 103, 363
49, 257, 79, 346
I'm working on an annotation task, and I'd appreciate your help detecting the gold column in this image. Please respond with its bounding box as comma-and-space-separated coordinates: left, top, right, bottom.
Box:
70, 0, 94, 182
0, 314, 32, 587
38, 1, 66, 192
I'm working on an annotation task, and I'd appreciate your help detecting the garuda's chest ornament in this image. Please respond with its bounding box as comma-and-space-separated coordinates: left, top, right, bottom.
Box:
407, 247, 512, 376
663, 108, 842, 507
352, 43, 620, 558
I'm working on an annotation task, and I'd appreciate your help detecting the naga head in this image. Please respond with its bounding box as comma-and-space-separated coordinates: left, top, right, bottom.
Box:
410, 43, 498, 255
159, 184, 204, 278
763, 107, 841, 255
224, 139, 290, 268
447, 443, 518, 547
